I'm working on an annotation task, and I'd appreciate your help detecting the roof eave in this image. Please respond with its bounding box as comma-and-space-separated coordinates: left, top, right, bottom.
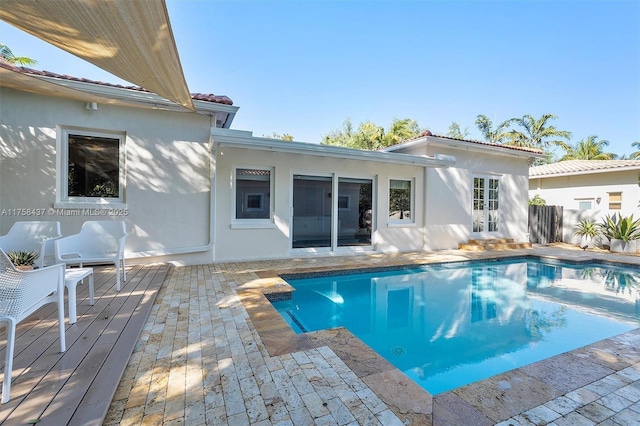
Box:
32, 74, 239, 116
530, 165, 640, 179
212, 129, 456, 168
384, 136, 546, 159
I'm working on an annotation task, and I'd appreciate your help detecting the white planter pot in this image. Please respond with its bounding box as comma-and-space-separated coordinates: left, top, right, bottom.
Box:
609, 239, 637, 253
579, 236, 595, 248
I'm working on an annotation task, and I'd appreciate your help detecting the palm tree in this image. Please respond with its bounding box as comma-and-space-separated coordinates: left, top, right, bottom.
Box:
475, 114, 515, 144
505, 114, 571, 152
631, 141, 640, 159
0, 42, 37, 66
560, 135, 615, 160
383, 118, 421, 147
354, 121, 385, 150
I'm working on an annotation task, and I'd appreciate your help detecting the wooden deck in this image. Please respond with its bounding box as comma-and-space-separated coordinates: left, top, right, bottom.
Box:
0, 263, 170, 425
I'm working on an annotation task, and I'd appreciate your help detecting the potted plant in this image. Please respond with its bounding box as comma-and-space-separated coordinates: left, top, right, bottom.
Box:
599, 213, 640, 253
7, 250, 39, 270
573, 218, 599, 248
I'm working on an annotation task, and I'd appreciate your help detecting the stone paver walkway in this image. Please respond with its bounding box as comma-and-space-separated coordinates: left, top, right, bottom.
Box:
104, 247, 640, 425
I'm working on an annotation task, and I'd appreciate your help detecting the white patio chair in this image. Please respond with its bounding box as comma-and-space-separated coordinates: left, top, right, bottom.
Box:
55, 221, 128, 291
0, 221, 62, 268
0, 248, 66, 403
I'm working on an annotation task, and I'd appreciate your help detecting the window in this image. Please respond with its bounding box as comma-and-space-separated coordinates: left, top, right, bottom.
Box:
337, 195, 350, 210
389, 179, 413, 222
608, 192, 622, 210
57, 127, 125, 205
235, 167, 272, 220
578, 200, 593, 210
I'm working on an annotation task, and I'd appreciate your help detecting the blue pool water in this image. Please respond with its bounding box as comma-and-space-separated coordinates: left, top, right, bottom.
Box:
273, 258, 640, 394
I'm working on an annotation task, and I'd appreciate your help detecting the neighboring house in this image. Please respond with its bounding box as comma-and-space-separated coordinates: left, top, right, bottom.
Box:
1, 65, 544, 264
529, 160, 640, 243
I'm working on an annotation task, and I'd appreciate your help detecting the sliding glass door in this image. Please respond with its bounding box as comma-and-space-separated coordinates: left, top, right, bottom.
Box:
337, 177, 372, 247
292, 174, 373, 250
292, 175, 332, 248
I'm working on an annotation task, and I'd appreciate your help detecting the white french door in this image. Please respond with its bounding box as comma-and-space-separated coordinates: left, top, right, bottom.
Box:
472, 176, 499, 233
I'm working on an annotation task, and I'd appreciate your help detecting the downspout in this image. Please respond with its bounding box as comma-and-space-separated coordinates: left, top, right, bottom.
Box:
125, 118, 217, 260
423, 165, 429, 251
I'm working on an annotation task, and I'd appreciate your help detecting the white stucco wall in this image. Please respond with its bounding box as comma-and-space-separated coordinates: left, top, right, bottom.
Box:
529, 171, 640, 244
529, 171, 640, 218
213, 144, 427, 262
0, 87, 214, 265
385, 143, 532, 249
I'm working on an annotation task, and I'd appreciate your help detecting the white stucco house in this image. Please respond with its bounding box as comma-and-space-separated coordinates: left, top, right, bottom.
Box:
529, 160, 640, 243
1, 64, 544, 265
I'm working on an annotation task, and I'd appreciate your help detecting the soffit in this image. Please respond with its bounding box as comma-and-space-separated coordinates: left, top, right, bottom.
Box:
0, 0, 195, 111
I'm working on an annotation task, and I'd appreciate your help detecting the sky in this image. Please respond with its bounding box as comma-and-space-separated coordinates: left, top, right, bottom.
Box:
1, 0, 639, 156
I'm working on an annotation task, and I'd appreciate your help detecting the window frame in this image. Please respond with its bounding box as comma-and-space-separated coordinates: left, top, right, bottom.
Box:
608, 192, 622, 210
55, 126, 126, 208
577, 200, 593, 210
388, 178, 415, 225
472, 175, 500, 233
232, 166, 274, 228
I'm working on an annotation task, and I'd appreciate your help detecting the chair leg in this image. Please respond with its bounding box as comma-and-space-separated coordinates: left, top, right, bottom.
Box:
57, 288, 66, 352
56, 268, 66, 352
115, 260, 121, 291
2, 318, 17, 404
122, 257, 127, 282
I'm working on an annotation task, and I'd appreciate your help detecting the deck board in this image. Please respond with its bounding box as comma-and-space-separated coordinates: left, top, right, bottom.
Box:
0, 263, 169, 425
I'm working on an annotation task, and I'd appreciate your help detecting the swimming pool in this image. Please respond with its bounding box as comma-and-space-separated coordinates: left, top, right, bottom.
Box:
273, 258, 640, 394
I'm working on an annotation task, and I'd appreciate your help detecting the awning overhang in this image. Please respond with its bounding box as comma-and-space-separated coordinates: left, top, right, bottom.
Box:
0, 0, 195, 111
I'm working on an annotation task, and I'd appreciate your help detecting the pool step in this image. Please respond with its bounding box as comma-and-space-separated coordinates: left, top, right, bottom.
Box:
459, 238, 532, 251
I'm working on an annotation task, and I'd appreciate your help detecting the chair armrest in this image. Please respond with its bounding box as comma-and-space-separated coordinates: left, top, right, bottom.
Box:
117, 234, 128, 257
37, 236, 63, 268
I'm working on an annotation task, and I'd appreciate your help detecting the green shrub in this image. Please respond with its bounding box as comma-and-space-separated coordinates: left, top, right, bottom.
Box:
529, 195, 546, 206
7, 250, 39, 267
599, 213, 640, 242
573, 219, 599, 238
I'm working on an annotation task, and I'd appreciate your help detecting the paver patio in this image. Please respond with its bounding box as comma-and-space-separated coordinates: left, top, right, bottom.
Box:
1, 247, 639, 425
105, 247, 640, 426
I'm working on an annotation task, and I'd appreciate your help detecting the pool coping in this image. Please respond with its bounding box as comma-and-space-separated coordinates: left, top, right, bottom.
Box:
236, 250, 640, 424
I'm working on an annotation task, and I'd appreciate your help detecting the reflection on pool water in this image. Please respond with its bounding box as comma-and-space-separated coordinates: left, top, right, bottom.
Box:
273, 258, 640, 394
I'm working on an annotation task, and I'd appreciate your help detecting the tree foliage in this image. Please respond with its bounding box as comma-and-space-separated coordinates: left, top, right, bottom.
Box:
529, 194, 546, 206
0, 42, 37, 66
560, 135, 614, 160
264, 132, 294, 141
447, 122, 469, 139
323, 113, 630, 163
631, 141, 640, 160
322, 117, 422, 150
474, 114, 514, 144
505, 114, 571, 152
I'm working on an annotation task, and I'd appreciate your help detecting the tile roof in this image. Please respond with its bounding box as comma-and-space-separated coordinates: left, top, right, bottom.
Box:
529, 160, 640, 177
0, 62, 233, 105
385, 130, 544, 156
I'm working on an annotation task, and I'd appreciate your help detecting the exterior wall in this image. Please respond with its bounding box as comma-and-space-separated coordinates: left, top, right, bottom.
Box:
213, 144, 426, 261
0, 87, 214, 265
529, 171, 640, 244
529, 171, 640, 218
387, 144, 531, 250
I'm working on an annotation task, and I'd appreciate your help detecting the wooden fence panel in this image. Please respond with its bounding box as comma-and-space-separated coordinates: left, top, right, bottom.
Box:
528, 205, 563, 244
